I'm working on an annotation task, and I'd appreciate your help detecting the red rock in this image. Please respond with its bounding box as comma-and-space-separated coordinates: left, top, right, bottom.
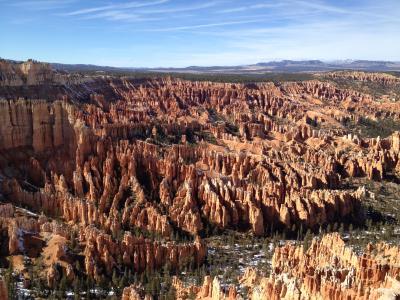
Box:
1, 60, 400, 291
0, 277, 8, 300
241, 233, 400, 300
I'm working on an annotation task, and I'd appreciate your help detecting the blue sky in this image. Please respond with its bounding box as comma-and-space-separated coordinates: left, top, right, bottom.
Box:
0, 0, 399, 67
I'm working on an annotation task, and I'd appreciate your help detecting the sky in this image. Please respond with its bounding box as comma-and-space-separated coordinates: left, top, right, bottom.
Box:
0, 0, 399, 67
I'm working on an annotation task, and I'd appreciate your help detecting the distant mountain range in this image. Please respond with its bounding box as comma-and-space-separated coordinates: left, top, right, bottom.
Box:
6, 59, 400, 74
152, 60, 399, 73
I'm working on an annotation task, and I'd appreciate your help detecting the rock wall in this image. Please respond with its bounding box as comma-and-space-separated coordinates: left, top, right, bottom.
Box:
325, 71, 400, 85
2, 77, 400, 237
1, 71, 400, 295
173, 276, 237, 300
122, 285, 144, 300
0, 59, 89, 87
0, 277, 8, 300
241, 233, 400, 300
82, 228, 206, 281
0, 99, 76, 152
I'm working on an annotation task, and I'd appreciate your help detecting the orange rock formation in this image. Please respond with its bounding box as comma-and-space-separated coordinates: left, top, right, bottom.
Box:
325, 71, 400, 85
241, 233, 400, 300
1, 60, 400, 297
2, 75, 400, 238
0, 277, 8, 300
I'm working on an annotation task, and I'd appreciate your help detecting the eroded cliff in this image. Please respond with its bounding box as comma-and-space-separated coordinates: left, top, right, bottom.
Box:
0, 60, 400, 299
240, 233, 400, 300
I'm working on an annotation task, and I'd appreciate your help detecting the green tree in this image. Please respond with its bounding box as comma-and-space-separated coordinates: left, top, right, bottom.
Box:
303, 229, 313, 252
59, 273, 68, 297
5, 261, 16, 299
112, 269, 120, 293
339, 223, 344, 235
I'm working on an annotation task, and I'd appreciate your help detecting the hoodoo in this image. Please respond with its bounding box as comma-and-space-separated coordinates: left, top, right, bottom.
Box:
0, 60, 399, 299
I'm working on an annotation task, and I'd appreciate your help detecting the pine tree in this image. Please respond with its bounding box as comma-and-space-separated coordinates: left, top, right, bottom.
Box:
76, 262, 82, 275
112, 269, 120, 292
333, 222, 339, 232
59, 273, 68, 297
339, 223, 344, 235
303, 229, 313, 252
73, 278, 80, 300
5, 260, 16, 300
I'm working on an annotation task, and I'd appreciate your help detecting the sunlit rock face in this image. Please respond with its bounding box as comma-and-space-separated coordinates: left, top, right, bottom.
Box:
325, 71, 400, 85
0, 60, 400, 298
239, 233, 400, 300
2, 73, 400, 235
0, 277, 8, 300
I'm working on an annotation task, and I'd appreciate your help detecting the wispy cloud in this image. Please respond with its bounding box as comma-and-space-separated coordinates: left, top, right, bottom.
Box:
63, 0, 169, 16
2, 0, 219, 25
2, 0, 400, 67
81, 11, 162, 22
292, 0, 349, 14
11, 0, 77, 10
138, 1, 221, 14
218, 3, 287, 14
143, 19, 265, 32
61, 0, 223, 23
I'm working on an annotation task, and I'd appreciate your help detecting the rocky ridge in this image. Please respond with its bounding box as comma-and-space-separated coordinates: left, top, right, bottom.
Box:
324, 71, 400, 86
0, 60, 400, 298
240, 233, 400, 300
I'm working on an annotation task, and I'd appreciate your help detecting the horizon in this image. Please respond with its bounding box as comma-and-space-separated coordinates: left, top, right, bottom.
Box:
4, 57, 400, 70
1, 0, 400, 68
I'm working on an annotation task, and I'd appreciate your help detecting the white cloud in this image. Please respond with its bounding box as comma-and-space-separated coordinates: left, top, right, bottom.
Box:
11, 0, 77, 10
3, 0, 400, 66
218, 3, 287, 14
63, 0, 169, 16
143, 19, 265, 32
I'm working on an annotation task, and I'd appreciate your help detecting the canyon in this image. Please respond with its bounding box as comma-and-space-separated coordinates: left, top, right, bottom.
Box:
122, 233, 400, 299
0, 60, 399, 299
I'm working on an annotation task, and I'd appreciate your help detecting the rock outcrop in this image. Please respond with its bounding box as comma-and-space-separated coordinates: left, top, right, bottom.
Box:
173, 276, 237, 300
0, 99, 76, 151
325, 71, 400, 86
2, 74, 400, 238
241, 233, 400, 300
83, 228, 206, 280
0, 277, 8, 300
122, 285, 144, 300
1, 60, 400, 297
0, 59, 88, 87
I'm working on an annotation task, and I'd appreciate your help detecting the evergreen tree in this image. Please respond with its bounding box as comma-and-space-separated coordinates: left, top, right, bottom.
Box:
303, 229, 313, 252
73, 278, 80, 299
59, 273, 68, 297
75, 260, 81, 273
112, 269, 120, 293
339, 223, 344, 235
5, 261, 16, 300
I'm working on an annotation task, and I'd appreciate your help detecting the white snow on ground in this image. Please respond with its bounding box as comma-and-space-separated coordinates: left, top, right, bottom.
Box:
16, 207, 39, 218
17, 228, 25, 252
268, 242, 274, 252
